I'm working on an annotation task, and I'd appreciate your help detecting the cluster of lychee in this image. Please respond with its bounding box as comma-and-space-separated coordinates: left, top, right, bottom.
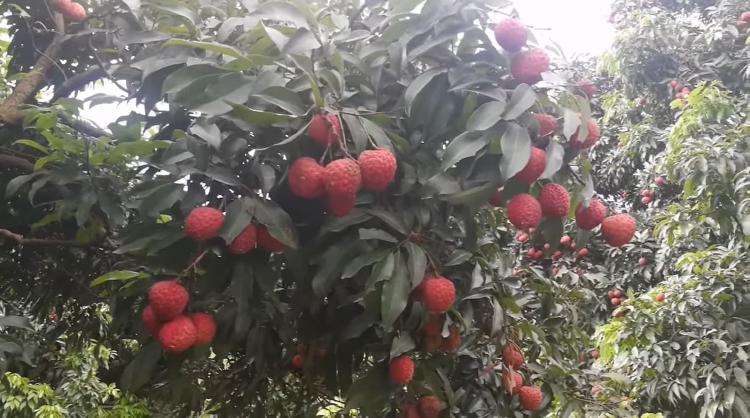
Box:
500, 343, 543, 412
142, 281, 216, 353
640, 175, 666, 205
401, 395, 443, 418
288, 113, 397, 217
493, 19, 550, 85
49, 0, 86, 22
419, 314, 461, 353
184, 206, 286, 254
670, 80, 691, 101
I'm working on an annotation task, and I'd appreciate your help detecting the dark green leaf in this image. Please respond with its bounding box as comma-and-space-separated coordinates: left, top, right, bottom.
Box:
219, 198, 256, 243
0, 316, 32, 331
404, 242, 427, 290
119, 342, 162, 391
467, 101, 506, 131
500, 123, 532, 179
390, 333, 416, 358
503, 84, 536, 120
381, 253, 410, 330
441, 132, 489, 170
541, 141, 565, 179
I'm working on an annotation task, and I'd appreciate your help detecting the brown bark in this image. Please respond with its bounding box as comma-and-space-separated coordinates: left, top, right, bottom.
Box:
0, 228, 88, 247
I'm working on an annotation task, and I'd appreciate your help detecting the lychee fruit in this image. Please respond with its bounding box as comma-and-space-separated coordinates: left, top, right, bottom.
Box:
358, 149, 397, 192
257, 225, 286, 253
502, 369, 524, 395
185, 207, 224, 241
517, 232, 529, 243
576, 79, 596, 98
607, 290, 615, 298
655, 293, 666, 302
421, 276, 456, 313
575, 198, 607, 230
538, 183, 570, 218
511, 49, 550, 85
402, 405, 421, 418
422, 314, 444, 338
592, 386, 602, 395
228, 224, 257, 255
49, 0, 71, 12
601, 214, 636, 247
654, 176, 665, 186
533, 114, 558, 137
66, 2, 87, 22
442, 327, 461, 352
308, 113, 342, 147
292, 354, 304, 369
418, 395, 443, 418
638, 257, 648, 266
502, 343, 525, 369
670, 80, 679, 88
324, 158, 361, 197
518, 386, 543, 411
158, 315, 197, 353
742, 11, 750, 21
506, 194, 542, 229
142, 306, 161, 337
190, 313, 216, 346
327, 192, 356, 218
149, 281, 189, 321
389, 355, 415, 385
514, 147, 547, 184
612, 289, 623, 298
489, 189, 503, 207
493, 18, 528, 51
560, 235, 572, 246
577, 248, 589, 257
611, 297, 621, 305
288, 157, 325, 198
590, 350, 600, 359
570, 118, 601, 149
641, 195, 652, 205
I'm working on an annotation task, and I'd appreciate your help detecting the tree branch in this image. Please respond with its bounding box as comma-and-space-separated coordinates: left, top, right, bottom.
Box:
0, 229, 88, 248
51, 67, 107, 102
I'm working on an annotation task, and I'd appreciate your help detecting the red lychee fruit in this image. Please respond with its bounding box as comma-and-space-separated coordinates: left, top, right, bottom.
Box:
611, 297, 621, 305
538, 183, 570, 218
641, 189, 653, 197
506, 194, 542, 229
638, 257, 648, 266
502, 343, 525, 370
292, 354, 304, 369
49, 0, 71, 12
742, 11, 750, 22
592, 386, 602, 395
607, 290, 615, 298
308, 113, 342, 147
577, 248, 589, 258
422, 276, 456, 313
570, 118, 601, 150
533, 114, 558, 137
655, 293, 666, 302
288, 157, 325, 199
149, 281, 189, 321
517, 232, 529, 243
641, 196, 652, 205
142, 306, 161, 337
422, 314, 444, 338
358, 149, 397, 192
327, 192, 356, 218
570, 241, 577, 249
576, 198, 607, 230
601, 214, 636, 247
418, 395, 443, 418
552, 250, 562, 260
228, 224, 257, 255
670, 80, 679, 88
489, 189, 503, 207
257, 225, 286, 253
158, 315, 197, 353
442, 327, 461, 352
576, 79, 596, 98
494, 18, 528, 51
511, 49, 550, 85
66, 2, 86, 22
389, 355, 415, 385
518, 386, 543, 411
324, 158, 361, 197
185, 207, 224, 241
612, 290, 623, 298
190, 313, 216, 346
503, 369, 524, 395
560, 235, 572, 246
654, 176, 666, 186
514, 147, 547, 185
402, 405, 421, 418
590, 350, 600, 359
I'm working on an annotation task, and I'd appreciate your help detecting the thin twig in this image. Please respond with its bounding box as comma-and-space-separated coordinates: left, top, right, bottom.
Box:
0, 229, 88, 247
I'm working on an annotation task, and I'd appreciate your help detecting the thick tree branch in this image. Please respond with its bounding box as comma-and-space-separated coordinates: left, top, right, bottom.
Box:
51, 67, 107, 102
0, 154, 34, 172
0, 13, 65, 126
0, 229, 88, 247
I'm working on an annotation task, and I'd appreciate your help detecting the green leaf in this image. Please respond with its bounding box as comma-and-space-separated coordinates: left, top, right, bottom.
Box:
219, 198, 256, 243
312, 239, 364, 296
359, 228, 398, 243
342, 249, 391, 279
253, 199, 298, 249
404, 69, 446, 116
253, 86, 307, 115
467, 101, 506, 131
138, 183, 185, 218
441, 132, 489, 170
541, 141, 565, 179
230, 103, 298, 127
341, 114, 368, 154
163, 39, 267, 69
500, 123, 532, 179
5, 174, 37, 197
404, 242, 427, 289
381, 253, 410, 331
251, 1, 311, 29
256, 121, 311, 151
0, 316, 33, 331
345, 365, 389, 411
362, 208, 407, 235
503, 84, 536, 120
390, 333, 416, 358
90, 271, 148, 287
119, 342, 162, 391
359, 118, 394, 152
13, 139, 49, 154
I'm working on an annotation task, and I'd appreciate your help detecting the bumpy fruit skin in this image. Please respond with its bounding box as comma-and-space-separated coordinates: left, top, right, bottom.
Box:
402, 405, 421, 418
308, 114, 342, 147
570, 118, 601, 149
611, 297, 621, 305
158, 316, 197, 353
742, 11, 750, 22
576, 79, 596, 98
66, 2, 86, 22
576, 198, 607, 230
514, 147, 547, 184
601, 214, 636, 247
358, 149, 397, 192
493, 19, 528, 51
185, 207, 224, 241
503, 369, 524, 395
591, 350, 600, 359
142, 306, 161, 337
324, 159, 361, 197
49, 0, 72, 12
422, 276, 456, 313
489, 189, 503, 207
190, 313, 216, 346
506, 194, 542, 229
257, 226, 286, 253
288, 157, 325, 198
656, 293, 666, 302
511, 49, 550, 85
389, 356, 415, 385
149, 281, 189, 321
654, 176, 666, 186
327, 193, 356, 218
533, 114, 558, 137
502, 343, 525, 369
228, 224, 257, 255
422, 314, 443, 337
538, 183, 570, 218
518, 386, 543, 411
418, 395, 442, 418
292, 354, 304, 369
577, 248, 589, 257
638, 257, 648, 266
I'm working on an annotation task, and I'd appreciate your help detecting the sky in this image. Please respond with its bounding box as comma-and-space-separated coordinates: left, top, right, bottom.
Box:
80, 0, 615, 128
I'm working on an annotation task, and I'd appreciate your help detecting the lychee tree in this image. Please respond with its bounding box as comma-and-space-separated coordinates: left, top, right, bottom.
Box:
0, 0, 650, 416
